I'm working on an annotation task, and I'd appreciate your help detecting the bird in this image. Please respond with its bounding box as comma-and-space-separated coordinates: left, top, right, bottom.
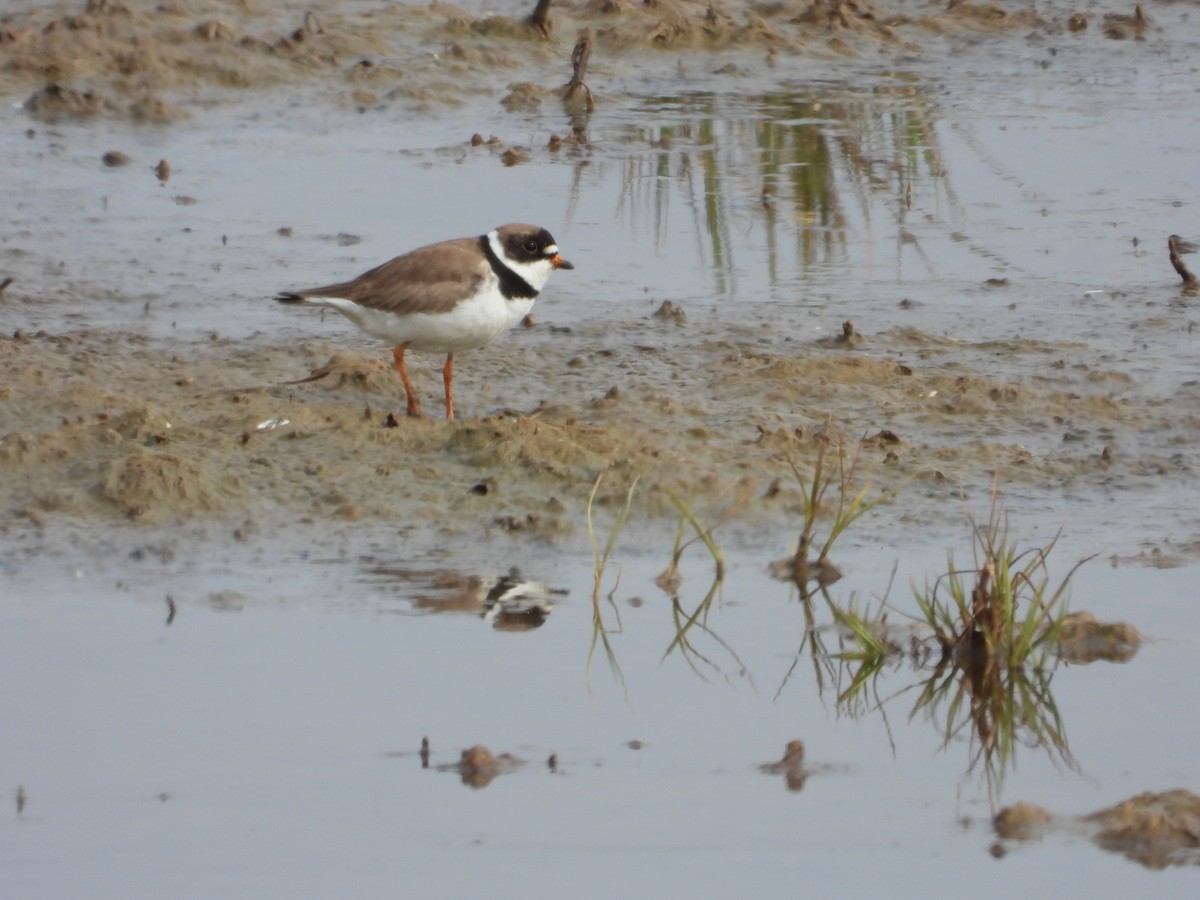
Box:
276, 223, 573, 419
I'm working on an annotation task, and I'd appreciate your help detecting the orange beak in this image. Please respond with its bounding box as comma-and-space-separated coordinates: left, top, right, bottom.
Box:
550, 254, 574, 270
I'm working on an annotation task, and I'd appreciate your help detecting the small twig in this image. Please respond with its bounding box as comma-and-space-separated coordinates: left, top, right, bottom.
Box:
1168, 234, 1197, 286
0, 276, 13, 296
562, 33, 595, 114
569, 32, 592, 87
531, 0, 553, 38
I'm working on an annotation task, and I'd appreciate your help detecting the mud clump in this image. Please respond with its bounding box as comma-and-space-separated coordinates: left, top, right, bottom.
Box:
23, 82, 116, 119
1056, 611, 1142, 664
447, 744, 523, 789
500, 81, 547, 112
0, 0, 1118, 119
22, 81, 184, 122
759, 739, 809, 791
100, 451, 236, 521
996, 790, 1200, 869
993, 802, 1052, 840
1, 0, 392, 119
1086, 789, 1200, 869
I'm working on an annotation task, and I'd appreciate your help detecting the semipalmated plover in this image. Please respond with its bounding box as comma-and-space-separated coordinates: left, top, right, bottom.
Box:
276, 223, 573, 419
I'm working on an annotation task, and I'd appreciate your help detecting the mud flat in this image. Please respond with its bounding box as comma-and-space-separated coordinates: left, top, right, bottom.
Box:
1, 312, 1175, 562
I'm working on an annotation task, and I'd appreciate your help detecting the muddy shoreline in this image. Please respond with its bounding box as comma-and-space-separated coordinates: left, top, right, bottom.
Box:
3, 2, 1200, 891
2, 0, 1197, 566
0, 313, 1176, 558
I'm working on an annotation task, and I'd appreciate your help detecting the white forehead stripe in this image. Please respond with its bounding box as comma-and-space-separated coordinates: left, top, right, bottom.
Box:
487, 229, 505, 257
544, 244, 559, 255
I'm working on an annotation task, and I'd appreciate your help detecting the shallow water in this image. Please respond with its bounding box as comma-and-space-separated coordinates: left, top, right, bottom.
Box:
3, 0, 1200, 892
2, 540, 1200, 895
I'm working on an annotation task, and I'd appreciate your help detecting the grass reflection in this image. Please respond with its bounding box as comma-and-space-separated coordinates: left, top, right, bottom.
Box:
586, 472, 636, 699
614, 83, 943, 291
910, 651, 1076, 807
811, 495, 1089, 807
656, 489, 750, 684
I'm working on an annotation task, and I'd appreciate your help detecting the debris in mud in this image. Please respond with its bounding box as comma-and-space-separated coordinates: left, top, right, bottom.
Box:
863, 429, 901, 448
1103, 3, 1148, 40
500, 146, 530, 166
1168, 234, 1198, 287
759, 740, 809, 791
283, 354, 398, 395
652, 300, 686, 325
1087, 790, 1200, 868
1056, 611, 1141, 664
837, 320, 857, 344
154, 159, 171, 183
993, 802, 1051, 840
23, 83, 115, 120
500, 82, 546, 112
101, 150, 130, 167
653, 562, 682, 595
255, 417, 290, 433
815, 319, 862, 348
128, 93, 184, 123
446, 744, 523, 789
769, 551, 843, 589
207, 590, 245, 612
560, 32, 595, 114
21, 81, 183, 122
995, 790, 1200, 869
530, 0, 555, 39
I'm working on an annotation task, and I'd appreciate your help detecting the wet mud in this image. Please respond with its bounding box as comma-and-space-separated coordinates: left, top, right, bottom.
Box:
0, 0, 1155, 120
3, 1, 1193, 558
0, 321, 1168, 552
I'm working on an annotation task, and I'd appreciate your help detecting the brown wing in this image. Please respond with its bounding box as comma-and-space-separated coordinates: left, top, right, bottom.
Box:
293, 237, 487, 315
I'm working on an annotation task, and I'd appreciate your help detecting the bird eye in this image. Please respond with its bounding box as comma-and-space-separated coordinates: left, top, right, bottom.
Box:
522, 240, 539, 254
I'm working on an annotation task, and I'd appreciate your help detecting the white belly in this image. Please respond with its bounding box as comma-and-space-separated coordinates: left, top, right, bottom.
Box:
307, 284, 535, 354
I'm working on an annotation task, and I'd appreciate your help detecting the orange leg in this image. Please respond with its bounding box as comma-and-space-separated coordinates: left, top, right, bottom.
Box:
391, 343, 426, 418
442, 353, 455, 420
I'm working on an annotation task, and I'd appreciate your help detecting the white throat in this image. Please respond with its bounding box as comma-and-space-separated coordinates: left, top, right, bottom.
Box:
487, 229, 555, 293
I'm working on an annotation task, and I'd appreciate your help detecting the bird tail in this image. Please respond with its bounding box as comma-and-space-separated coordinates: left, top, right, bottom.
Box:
275, 292, 307, 305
